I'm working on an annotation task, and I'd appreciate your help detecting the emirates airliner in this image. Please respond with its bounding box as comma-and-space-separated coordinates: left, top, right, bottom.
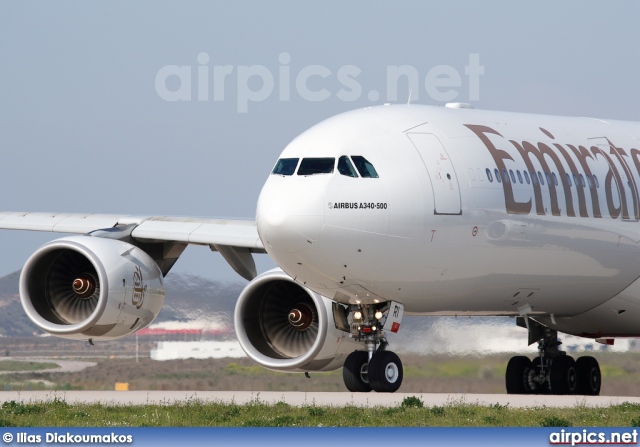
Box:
3, 102, 640, 395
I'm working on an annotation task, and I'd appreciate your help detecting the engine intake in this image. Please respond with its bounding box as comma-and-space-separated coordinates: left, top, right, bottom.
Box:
20, 236, 164, 341
234, 269, 359, 372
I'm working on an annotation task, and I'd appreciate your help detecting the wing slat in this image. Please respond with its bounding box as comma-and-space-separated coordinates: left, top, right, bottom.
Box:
0, 212, 264, 251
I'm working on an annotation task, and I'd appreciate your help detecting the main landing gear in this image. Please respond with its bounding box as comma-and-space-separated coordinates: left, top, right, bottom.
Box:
340, 304, 404, 393
506, 317, 601, 395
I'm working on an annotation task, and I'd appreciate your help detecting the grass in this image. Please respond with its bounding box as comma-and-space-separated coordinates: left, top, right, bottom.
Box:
0, 397, 639, 427
0, 360, 60, 372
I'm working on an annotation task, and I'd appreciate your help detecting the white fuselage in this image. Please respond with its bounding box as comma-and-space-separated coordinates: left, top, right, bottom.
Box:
256, 104, 640, 338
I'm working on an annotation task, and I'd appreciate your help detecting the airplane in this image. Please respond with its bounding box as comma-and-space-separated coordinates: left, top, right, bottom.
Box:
2, 102, 640, 395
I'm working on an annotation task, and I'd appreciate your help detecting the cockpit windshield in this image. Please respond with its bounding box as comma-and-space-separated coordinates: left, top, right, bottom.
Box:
297, 158, 335, 175
271, 158, 299, 176
337, 156, 358, 177
351, 156, 379, 178
271, 155, 379, 178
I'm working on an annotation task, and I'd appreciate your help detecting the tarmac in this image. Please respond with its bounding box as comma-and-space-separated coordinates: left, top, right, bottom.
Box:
0, 391, 637, 408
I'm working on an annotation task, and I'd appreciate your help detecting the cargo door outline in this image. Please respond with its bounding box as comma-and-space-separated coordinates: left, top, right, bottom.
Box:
407, 133, 461, 215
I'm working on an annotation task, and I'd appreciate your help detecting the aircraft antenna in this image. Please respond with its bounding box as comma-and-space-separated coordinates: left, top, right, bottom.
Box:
407, 89, 413, 105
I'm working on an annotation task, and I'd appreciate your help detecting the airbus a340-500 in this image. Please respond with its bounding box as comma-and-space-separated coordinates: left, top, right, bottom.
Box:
3, 103, 640, 395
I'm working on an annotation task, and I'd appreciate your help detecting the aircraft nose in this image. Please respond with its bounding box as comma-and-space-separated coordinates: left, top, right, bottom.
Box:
257, 179, 325, 254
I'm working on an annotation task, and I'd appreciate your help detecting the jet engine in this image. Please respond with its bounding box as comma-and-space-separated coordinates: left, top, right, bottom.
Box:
20, 236, 164, 341
234, 269, 360, 372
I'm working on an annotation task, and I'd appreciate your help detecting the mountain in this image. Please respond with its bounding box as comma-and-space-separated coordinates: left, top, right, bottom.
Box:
0, 271, 37, 336
0, 269, 523, 354
0, 270, 243, 337
161, 273, 241, 321
0, 271, 19, 296
0, 270, 614, 354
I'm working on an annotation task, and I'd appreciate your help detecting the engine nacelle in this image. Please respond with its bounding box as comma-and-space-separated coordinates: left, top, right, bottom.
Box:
234, 269, 360, 372
20, 236, 164, 341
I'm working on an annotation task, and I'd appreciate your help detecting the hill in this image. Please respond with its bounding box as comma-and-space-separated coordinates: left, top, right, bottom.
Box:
0, 270, 626, 356
0, 270, 242, 337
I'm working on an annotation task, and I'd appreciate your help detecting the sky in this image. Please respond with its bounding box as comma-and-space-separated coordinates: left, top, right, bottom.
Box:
0, 1, 639, 282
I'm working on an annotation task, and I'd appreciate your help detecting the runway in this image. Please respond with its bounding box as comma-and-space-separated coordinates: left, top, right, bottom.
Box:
0, 391, 639, 408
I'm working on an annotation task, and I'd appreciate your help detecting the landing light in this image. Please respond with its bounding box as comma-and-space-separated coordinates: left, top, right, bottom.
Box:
354, 311, 362, 320
374, 311, 383, 320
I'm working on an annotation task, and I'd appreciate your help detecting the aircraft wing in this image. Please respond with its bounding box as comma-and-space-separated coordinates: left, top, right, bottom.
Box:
0, 212, 264, 279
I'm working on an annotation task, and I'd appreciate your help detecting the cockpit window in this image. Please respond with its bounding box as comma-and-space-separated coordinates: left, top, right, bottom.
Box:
271, 158, 298, 176
351, 156, 379, 178
297, 158, 335, 175
337, 156, 358, 177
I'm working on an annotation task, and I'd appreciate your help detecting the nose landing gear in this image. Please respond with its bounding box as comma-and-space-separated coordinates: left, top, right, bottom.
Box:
340, 303, 404, 393
343, 349, 404, 393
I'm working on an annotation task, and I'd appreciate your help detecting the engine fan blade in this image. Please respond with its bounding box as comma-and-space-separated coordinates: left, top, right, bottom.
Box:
45, 251, 100, 324
259, 282, 319, 358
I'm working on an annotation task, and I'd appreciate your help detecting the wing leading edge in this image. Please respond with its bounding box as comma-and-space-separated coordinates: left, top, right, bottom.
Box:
0, 212, 265, 280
